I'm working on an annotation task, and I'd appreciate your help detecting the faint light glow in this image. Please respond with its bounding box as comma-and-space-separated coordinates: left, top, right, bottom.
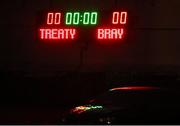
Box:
97, 28, 124, 39
110, 86, 161, 91
39, 28, 76, 40
72, 105, 103, 114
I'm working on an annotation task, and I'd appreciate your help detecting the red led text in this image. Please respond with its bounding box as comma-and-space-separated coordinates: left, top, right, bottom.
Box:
97, 28, 124, 39
39, 29, 76, 40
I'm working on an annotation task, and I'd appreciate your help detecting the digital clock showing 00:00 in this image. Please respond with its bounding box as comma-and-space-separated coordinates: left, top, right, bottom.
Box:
39, 11, 128, 40
65, 12, 98, 25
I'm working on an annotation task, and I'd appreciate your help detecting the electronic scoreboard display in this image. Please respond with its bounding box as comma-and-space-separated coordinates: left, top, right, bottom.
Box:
38, 10, 128, 41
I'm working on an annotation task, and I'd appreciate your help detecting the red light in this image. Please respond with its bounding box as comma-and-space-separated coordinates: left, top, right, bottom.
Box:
112, 12, 119, 24
112, 12, 127, 25
97, 28, 124, 39
120, 12, 127, 24
47, 12, 61, 25
39, 28, 76, 40
54, 13, 61, 24
47, 13, 54, 25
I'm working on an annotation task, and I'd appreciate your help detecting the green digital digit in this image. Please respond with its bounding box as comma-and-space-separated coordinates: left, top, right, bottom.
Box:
66, 12, 72, 25
83, 12, 90, 24
73, 12, 80, 25
91, 12, 97, 24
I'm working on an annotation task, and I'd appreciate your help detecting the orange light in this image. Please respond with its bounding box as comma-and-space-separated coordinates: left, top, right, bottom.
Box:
110, 86, 160, 91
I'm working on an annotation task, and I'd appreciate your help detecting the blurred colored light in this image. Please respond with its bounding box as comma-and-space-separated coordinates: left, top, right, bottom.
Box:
110, 86, 161, 91
72, 105, 103, 114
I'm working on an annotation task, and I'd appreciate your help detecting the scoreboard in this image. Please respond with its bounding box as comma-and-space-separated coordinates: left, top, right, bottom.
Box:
38, 11, 128, 41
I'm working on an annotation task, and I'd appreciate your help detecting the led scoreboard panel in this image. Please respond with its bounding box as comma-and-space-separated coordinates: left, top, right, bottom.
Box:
38, 11, 128, 41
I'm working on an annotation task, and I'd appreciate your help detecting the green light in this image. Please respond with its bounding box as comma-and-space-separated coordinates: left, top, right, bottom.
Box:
66, 12, 72, 25
91, 12, 97, 24
90, 106, 103, 109
73, 12, 80, 25
65, 12, 98, 25
83, 12, 90, 25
